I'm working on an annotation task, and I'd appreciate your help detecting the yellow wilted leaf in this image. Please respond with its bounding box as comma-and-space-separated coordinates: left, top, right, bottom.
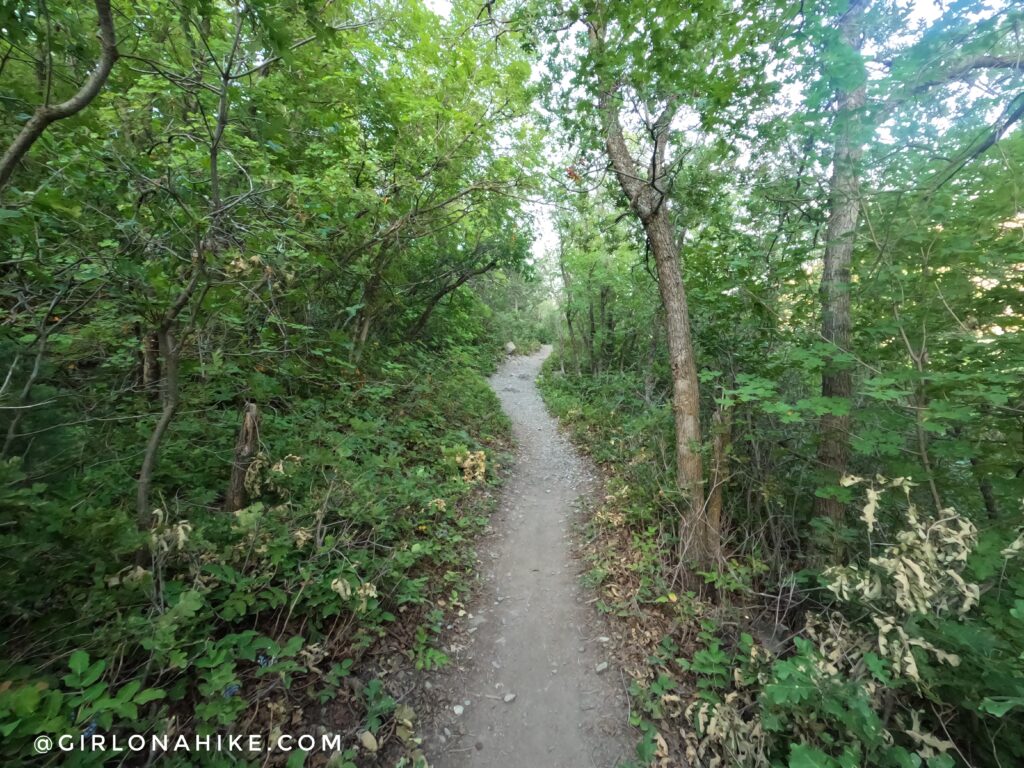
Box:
862, 487, 880, 532
654, 730, 669, 758
359, 731, 378, 752
331, 578, 352, 599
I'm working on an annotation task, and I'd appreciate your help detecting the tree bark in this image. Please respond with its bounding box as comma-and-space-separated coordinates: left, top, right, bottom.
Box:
136, 327, 180, 534
599, 284, 612, 371
409, 256, 499, 338
811, 4, 1020, 523
0, 0, 118, 193
352, 266, 383, 363
645, 206, 713, 567
814, 0, 868, 524
707, 401, 733, 549
587, 297, 597, 374
643, 310, 660, 406
972, 458, 999, 518
587, 19, 715, 569
225, 402, 260, 512
558, 244, 581, 375
142, 331, 161, 395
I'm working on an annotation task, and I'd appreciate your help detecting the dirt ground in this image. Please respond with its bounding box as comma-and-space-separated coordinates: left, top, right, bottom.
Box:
417, 346, 634, 768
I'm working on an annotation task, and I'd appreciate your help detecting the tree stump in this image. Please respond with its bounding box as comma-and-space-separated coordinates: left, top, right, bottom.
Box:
225, 402, 260, 512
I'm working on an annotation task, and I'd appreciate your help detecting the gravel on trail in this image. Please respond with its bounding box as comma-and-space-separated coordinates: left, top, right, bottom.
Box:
421, 345, 633, 768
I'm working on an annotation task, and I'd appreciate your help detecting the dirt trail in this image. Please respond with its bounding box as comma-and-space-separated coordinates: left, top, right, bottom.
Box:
422, 345, 632, 768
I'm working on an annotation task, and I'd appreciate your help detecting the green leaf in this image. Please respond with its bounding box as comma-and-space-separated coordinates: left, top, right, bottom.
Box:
133, 688, 166, 705
979, 697, 1024, 717
68, 650, 90, 675
789, 743, 835, 768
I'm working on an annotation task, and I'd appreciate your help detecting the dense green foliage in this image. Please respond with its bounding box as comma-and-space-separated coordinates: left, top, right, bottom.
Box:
1, 1, 539, 764
2, 346, 510, 765
537, 0, 1024, 766
3, 0, 1024, 766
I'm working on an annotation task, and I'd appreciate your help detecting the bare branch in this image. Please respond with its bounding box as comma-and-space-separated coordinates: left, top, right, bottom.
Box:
0, 0, 119, 193
229, 21, 372, 80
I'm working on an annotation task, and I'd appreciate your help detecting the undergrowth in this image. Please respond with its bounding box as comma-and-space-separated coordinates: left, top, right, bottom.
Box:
0, 344, 511, 767
538, 355, 1024, 768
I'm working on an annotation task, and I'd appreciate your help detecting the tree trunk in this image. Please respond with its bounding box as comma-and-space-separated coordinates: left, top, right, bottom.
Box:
599, 285, 612, 371
133, 8, 237, 558
707, 401, 733, 550
972, 457, 999, 518
564, 308, 580, 375
558, 246, 581, 375
225, 402, 260, 512
142, 331, 161, 395
409, 257, 499, 339
354, 314, 372, 362
587, 298, 597, 374
643, 309, 661, 406
555, 319, 567, 375
353, 269, 382, 363
587, 16, 716, 571
409, 290, 450, 339
136, 328, 180, 533
646, 207, 713, 567
814, 0, 868, 524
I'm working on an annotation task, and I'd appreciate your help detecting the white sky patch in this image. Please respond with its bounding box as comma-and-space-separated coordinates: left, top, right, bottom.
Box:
527, 0, 1009, 266
529, 200, 558, 264
424, 0, 452, 18
910, 0, 944, 22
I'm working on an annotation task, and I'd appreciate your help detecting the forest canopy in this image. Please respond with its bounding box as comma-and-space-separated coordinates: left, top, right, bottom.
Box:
2, 0, 1023, 766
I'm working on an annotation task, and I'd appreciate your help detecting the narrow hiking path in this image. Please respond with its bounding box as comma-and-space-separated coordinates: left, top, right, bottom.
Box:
422, 346, 633, 768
